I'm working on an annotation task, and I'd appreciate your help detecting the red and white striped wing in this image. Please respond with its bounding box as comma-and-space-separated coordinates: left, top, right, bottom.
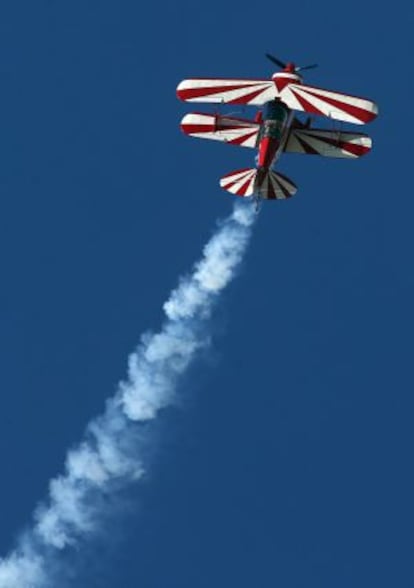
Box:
177, 78, 277, 105
279, 84, 378, 125
180, 113, 260, 148
285, 128, 372, 158
219, 168, 257, 197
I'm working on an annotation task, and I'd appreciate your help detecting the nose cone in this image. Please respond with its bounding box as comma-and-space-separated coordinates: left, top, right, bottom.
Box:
285, 62, 296, 73
272, 71, 302, 91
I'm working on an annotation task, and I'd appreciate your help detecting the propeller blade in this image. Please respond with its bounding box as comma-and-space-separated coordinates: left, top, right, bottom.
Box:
296, 64, 318, 72
265, 53, 286, 69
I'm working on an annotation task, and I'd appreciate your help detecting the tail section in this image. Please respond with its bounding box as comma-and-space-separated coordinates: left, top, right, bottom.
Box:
220, 168, 297, 200
219, 168, 257, 197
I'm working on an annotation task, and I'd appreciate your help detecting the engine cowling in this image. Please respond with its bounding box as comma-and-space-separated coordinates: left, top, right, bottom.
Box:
272, 71, 302, 92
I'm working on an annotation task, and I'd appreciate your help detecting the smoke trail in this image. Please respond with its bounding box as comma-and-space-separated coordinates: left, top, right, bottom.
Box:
0, 201, 256, 588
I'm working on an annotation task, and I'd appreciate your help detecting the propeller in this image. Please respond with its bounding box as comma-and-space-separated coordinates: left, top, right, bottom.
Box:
296, 63, 318, 72
265, 53, 318, 73
265, 53, 286, 69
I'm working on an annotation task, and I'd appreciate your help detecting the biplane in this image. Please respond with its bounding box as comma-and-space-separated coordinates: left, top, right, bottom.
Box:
177, 54, 378, 202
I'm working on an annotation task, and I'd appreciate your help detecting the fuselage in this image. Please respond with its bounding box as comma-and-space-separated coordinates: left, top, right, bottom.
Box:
256, 69, 303, 176
257, 100, 292, 171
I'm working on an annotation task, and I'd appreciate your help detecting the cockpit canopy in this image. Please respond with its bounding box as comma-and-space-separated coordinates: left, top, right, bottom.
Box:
261, 101, 289, 140
263, 100, 289, 123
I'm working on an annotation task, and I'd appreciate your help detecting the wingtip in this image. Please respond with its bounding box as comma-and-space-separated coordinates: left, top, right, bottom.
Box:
176, 80, 186, 101
364, 101, 379, 124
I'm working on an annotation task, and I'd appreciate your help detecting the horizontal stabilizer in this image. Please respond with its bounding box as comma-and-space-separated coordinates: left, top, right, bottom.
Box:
219, 168, 297, 200
256, 169, 297, 200
285, 127, 372, 157
220, 168, 257, 197
181, 113, 260, 148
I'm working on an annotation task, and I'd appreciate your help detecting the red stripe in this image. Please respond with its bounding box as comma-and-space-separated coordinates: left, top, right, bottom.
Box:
228, 130, 259, 146
221, 168, 251, 179
298, 82, 376, 104
226, 86, 271, 105
237, 176, 255, 196
290, 89, 326, 117
181, 123, 256, 136
273, 77, 294, 92
222, 171, 253, 190
339, 142, 370, 156
181, 123, 215, 135
301, 88, 377, 123
177, 82, 265, 101
267, 177, 277, 200
295, 134, 319, 154
276, 172, 297, 194
277, 179, 291, 199
302, 132, 371, 156
312, 134, 370, 156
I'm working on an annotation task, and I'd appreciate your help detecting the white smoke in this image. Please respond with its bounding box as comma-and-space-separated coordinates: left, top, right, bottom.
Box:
0, 201, 256, 588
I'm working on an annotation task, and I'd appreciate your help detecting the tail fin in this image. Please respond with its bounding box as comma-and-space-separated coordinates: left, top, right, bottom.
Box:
219, 168, 297, 200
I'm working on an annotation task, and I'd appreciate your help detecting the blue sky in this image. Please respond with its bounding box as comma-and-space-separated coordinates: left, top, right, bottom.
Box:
0, 1, 412, 587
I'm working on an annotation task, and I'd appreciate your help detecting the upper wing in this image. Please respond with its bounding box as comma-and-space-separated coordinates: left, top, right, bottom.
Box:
177, 77, 378, 123
279, 83, 378, 125
284, 128, 372, 158
177, 78, 277, 105
181, 113, 260, 148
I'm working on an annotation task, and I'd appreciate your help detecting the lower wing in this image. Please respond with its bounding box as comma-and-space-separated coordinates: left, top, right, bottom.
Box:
180, 113, 260, 148
280, 84, 378, 125
284, 128, 372, 158
177, 78, 277, 105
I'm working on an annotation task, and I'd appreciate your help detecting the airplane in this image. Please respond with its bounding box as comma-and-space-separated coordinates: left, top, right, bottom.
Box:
176, 54, 378, 202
